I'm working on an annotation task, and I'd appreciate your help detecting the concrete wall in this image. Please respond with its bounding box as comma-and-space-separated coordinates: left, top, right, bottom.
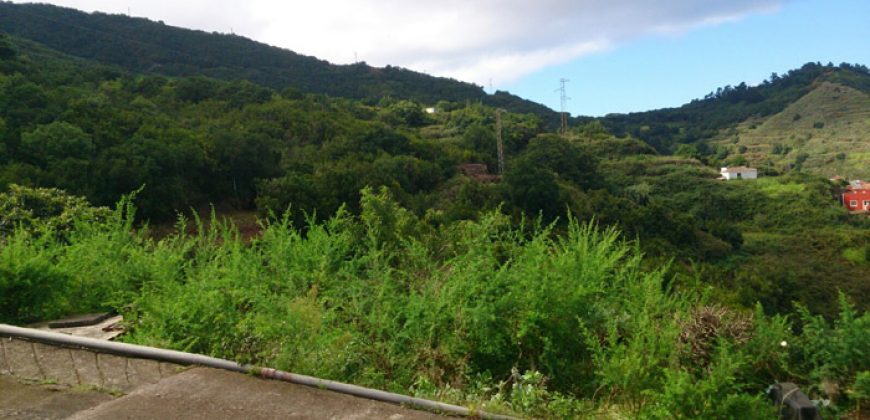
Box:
0, 337, 181, 393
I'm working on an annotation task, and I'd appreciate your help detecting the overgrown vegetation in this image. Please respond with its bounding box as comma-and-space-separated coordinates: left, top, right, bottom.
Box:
1, 187, 867, 418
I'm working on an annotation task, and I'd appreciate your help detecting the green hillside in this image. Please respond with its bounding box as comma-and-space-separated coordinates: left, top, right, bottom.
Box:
0, 2, 559, 125
715, 81, 870, 179
3, 2, 868, 155
602, 63, 870, 154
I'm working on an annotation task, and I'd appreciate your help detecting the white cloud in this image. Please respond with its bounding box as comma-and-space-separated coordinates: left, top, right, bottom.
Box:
10, 0, 784, 86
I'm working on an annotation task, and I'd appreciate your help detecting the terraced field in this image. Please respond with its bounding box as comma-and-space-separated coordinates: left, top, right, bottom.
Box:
715, 81, 870, 178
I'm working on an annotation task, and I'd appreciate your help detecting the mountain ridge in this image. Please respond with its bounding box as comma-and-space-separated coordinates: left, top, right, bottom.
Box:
0, 1, 561, 125
601, 62, 870, 153
2, 1, 869, 170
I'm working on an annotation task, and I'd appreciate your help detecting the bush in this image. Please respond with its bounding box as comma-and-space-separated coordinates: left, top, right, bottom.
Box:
791, 294, 870, 403
0, 232, 70, 323
851, 371, 870, 417
0, 184, 111, 239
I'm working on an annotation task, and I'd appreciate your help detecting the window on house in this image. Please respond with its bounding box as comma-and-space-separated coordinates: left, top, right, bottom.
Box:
864, 200, 870, 208
850, 200, 858, 207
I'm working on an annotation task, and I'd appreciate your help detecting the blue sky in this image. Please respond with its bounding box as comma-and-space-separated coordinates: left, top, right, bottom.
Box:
508, 0, 870, 116
12, 0, 870, 117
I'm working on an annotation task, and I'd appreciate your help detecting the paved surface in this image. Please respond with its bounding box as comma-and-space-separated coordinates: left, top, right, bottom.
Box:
1, 336, 444, 419
69, 368, 440, 420
0, 375, 114, 419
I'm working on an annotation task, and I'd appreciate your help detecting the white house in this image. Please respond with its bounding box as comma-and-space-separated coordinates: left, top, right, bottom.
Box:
720, 166, 758, 180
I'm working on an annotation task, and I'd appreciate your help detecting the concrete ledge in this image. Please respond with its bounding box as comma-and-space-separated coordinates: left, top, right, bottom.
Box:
47, 312, 116, 329
1, 324, 514, 419
67, 368, 440, 420
1, 336, 179, 393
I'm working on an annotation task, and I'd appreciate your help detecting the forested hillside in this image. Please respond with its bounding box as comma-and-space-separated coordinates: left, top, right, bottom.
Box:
1, 10, 869, 418
3, 2, 868, 162
0, 2, 560, 126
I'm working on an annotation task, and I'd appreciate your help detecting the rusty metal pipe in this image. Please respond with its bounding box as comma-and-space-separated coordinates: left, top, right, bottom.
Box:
0, 324, 515, 419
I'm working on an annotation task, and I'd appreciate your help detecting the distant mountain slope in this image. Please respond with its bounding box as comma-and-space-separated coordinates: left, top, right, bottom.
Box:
0, 2, 559, 124
715, 81, 870, 179
2, 2, 867, 158
601, 63, 870, 153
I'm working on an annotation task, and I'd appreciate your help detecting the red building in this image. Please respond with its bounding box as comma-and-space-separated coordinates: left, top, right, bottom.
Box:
843, 180, 870, 212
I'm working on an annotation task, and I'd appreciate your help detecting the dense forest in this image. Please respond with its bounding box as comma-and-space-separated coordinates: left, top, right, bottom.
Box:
1, 12, 869, 419
0, 2, 560, 127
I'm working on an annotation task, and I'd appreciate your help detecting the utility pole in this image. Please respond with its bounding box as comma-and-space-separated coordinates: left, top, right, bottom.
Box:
495, 109, 506, 176
556, 78, 570, 135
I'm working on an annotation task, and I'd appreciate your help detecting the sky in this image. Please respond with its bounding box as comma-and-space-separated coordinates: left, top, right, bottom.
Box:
10, 0, 870, 116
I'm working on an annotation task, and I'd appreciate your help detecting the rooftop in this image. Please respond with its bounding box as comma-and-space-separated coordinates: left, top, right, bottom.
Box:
720, 166, 757, 173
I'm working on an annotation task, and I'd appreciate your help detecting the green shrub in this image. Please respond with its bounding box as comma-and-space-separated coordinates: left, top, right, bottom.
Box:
0, 231, 70, 323
851, 371, 870, 418
791, 294, 870, 402
0, 184, 111, 238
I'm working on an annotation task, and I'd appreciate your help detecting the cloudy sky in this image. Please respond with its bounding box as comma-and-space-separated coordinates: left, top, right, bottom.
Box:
10, 0, 870, 115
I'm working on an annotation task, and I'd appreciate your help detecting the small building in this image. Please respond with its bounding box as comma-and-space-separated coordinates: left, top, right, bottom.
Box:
843, 180, 870, 212
720, 166, 758, 180
424, 107, 437, 114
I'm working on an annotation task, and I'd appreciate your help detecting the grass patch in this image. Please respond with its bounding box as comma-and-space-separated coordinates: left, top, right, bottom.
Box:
843, 247, 868, 264
754, 179, 806, 196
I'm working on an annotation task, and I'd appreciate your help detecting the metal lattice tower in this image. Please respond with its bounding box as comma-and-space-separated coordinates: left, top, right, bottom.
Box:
556, 78, 570, 135
495, 109, 506, 175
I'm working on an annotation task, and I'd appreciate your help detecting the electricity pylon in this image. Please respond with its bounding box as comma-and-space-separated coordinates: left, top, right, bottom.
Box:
556, 78, 570, 135
496, 108, 506, 175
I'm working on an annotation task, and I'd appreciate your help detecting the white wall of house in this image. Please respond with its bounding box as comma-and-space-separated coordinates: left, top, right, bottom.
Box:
720, 167, 758, 180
